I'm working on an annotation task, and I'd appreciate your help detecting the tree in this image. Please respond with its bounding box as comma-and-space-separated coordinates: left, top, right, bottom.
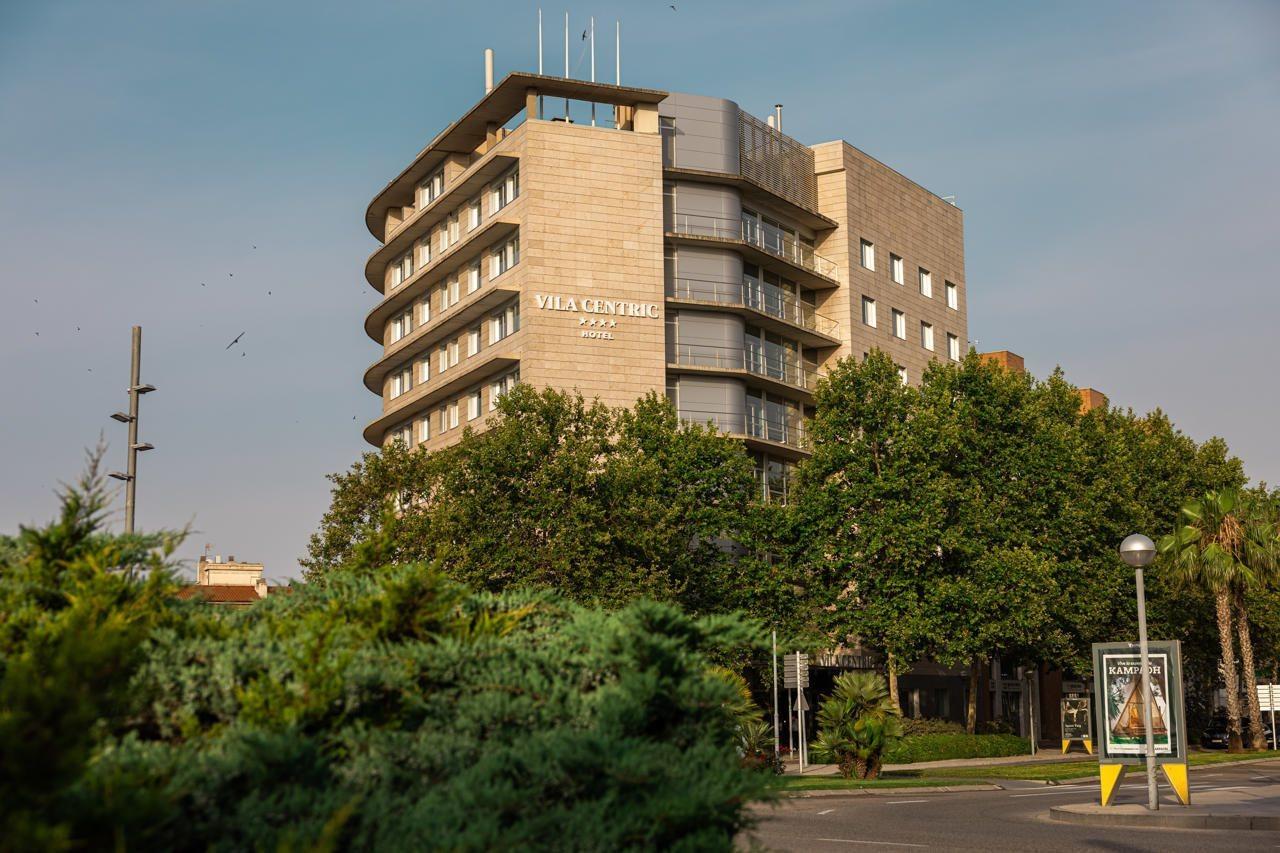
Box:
303, 387, 764, 617
1158, 489, 1260, 751
813, 671, 904, 779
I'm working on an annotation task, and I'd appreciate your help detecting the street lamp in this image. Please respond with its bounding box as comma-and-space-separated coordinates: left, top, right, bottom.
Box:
1120, 533, 1159, 811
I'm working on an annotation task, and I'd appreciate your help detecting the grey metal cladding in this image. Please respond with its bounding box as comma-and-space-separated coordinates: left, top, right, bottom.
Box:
659, 93, 740, 174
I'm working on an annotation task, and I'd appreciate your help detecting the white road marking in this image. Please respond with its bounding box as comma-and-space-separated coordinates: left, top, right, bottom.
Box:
885, 799, 928, 805
817, 808, 835, 815
815, 839, 927, 848
1009, 790, 1093, 798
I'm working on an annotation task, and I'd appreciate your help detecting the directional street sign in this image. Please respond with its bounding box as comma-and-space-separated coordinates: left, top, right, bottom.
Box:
783, 652, 809, 688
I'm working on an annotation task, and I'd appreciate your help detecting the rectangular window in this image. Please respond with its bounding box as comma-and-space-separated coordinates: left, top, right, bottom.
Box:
467, 326, 481, 357
390, 309, 412, 342
447, 212, 460, 246
438, 405, 448, 432
467, 390, 482, 420
897, 365, 908, 385
490, 300, 520, 342
390, 250, 413, 288
919, 268, 932, 298
447, 276, 460, 307
489, 369, 519, 410
467, 197, 481, 230
416, 236, 431, 269
416, 297, 430, 326
861, 296, 877, 328
437, 344, 449, 373
492, 167, 519, 211
921, 321, 934, 351
892, 308, 906, 339
448, 401, 459, 430
946, 281, 958, 310
947, 332, 961, 361
860, 239, 875, 271
390, 366, 412, 398
418, 417, 430, 444
466, 261, 481, 294
447, 339, 459, 368
490, 235, 520, 278
416, 168, 444, 208
891, 254, 904, 284
392, 422, 413, 447
417, 357, 430, 384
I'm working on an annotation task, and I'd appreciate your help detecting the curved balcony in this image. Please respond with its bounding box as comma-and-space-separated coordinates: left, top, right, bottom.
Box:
667, 277, 840, 347
679, 406, 811, 459
667, 342, 820, 398
666, 213, 840, 288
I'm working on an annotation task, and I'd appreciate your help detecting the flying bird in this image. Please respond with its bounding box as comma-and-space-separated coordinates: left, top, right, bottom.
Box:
225, 331, 245, 350
229, 273, 234, 277
670, 4, 676, 9
252, 245, 258, 250
201, 282, 206, 287
33, 298, 38, 303
241, 352, 246, 358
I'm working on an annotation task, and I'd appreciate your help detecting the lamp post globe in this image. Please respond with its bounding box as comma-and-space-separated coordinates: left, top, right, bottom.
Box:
1120, 533, 1157, 568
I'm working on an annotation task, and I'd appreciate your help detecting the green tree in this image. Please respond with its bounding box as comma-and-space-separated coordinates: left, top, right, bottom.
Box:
303, 387, 764, 617
813, 671, 904, 779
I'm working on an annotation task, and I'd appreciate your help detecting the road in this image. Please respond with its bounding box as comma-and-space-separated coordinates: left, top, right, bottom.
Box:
743, 759, 1280, 851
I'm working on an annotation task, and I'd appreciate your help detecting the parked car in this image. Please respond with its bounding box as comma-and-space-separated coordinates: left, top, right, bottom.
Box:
1200, 713, 1275, 749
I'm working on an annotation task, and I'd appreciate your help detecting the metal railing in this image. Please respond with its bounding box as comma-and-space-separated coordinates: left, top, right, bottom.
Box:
677, 407, 810, 452
668, 212, 839, 281
669, 277, 840, 338
669, 342, 820, 392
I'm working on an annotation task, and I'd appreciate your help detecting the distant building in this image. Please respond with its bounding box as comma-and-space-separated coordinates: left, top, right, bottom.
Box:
980, 349, 1108, 415
178, 554, 273, 606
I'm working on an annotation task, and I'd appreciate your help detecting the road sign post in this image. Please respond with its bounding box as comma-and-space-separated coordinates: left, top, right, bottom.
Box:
784, 652, 809, 771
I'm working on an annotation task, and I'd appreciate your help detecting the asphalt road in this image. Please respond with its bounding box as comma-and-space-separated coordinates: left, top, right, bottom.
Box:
743, 760, 1280, 852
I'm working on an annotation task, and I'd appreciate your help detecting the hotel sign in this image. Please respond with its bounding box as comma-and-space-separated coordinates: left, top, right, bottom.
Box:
534, 293, 661, 341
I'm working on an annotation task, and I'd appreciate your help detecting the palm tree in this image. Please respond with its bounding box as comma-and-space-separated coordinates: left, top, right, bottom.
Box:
1159, 489, 1257, 752
1240, 501, 1280, 748
813, 671, 904, 779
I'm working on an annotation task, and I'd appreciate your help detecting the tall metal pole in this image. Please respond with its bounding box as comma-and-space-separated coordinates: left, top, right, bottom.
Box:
123, 325, 142, 534
1270, 673, 1277, 751
563, 11, 569, 119
1135, 565, 1159, 810
589, 16, 596, 126
795, 651, 806, 772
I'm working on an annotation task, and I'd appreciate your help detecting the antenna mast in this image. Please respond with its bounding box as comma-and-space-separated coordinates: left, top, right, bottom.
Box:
590, 16, 596, 126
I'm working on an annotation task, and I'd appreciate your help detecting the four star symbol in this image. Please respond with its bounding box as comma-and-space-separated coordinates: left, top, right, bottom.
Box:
578, 317, 619, 328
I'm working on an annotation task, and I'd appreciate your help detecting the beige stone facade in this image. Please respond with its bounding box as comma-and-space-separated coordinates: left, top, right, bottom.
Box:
360, 73, 971, 494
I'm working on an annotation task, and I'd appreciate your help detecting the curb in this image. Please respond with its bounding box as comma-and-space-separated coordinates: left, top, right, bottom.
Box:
786, 784, 1002, 798
1049, 804, 1280, 831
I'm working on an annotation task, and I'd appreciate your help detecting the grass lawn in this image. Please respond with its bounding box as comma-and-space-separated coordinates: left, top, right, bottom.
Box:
773, 774, 992, 792
777, 750, 1280, 788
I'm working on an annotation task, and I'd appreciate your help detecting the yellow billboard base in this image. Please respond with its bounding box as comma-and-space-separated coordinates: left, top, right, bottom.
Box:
1084, 739, 1093, 754
1099, 763, 1126, 806
1061, 738, 1094, 755
1162, 762, 1190, 805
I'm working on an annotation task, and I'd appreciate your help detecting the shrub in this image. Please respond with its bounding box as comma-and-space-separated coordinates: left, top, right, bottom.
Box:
882, 733, 1030, 764
2, 470, 772, 851
812, 671, 904, 779
900, 717, 967, 736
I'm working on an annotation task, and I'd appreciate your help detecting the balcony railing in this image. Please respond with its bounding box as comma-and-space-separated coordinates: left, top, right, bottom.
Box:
668, 213, 840, 281
670, 342, 821, 392
669, 277, 840, 339
678, 407, 810, 452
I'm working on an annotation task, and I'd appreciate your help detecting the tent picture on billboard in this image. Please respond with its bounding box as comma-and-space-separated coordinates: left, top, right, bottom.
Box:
1102, 652, 1173, 755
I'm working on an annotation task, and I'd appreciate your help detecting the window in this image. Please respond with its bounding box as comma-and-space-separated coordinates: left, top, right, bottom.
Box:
466, 261, 481, 294
489, 369, 519, 410
389, 366, 412, 399
448, 401, 459, 430
418, 417, 430, 444
447, 339, 459, 368
416, 236, 431, 269
492, 167, 519, 211
390, 250, 413, 288
860, 239, 875, 271
437, 343, 449, 373
946, 281, 958, 310
491, 300, 520, 342
416, 297, 431, 326
439, 276, 459, 310
416, 169, 444, 208
920, 321, 934, 351
892, 308, 906, 339
860, 296, 877, 328
897, 364, 908, 384
438, 405, 448, 432
890, 253, 904, 284
416, 357, 430, 384
391, 422, 413, 447
467, 197, 481, 230
467, 326, 481, 357
390, 309, 412, 343
947, 332, 961, 361
467, 390, 482, 420
490, 234, 519, 278
919, 268, 932, 298
447, 212, 460, 246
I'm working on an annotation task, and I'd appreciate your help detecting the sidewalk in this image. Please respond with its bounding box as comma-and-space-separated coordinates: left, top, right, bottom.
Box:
784, 748, 1094, 776
1051, 781, 1280, 831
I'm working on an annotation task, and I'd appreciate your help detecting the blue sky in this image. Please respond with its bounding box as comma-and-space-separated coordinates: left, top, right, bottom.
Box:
2, 0, 1278, 580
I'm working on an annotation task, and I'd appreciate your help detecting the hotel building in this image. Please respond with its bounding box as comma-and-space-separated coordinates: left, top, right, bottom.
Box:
361, 71, 967, 498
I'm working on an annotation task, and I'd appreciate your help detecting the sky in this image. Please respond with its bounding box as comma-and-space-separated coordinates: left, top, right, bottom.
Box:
2, 0, 1278, 582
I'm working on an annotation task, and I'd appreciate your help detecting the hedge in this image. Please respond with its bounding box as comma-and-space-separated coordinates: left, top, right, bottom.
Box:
882, 733, 1031, 764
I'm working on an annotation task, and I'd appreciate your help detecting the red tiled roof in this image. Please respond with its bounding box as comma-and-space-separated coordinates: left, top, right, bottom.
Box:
177, 585, 266, 604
